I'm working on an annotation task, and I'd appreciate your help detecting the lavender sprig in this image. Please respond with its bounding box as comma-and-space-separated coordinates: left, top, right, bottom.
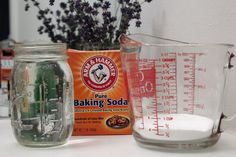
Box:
24, 0, 153, 50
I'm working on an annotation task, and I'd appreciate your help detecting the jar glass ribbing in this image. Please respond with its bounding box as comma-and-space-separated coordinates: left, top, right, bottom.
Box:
10, 43, 74, 147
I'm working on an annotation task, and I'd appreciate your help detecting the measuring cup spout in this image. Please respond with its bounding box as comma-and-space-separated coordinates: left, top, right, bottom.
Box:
120, 34, 142, 48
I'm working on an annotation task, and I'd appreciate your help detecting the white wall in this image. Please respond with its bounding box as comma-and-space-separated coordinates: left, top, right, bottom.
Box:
9, 0, 118, 42
130, 0, 236, 44
10, 0, 236, 44
10, 0, 236, 129
10, 0, 53, 42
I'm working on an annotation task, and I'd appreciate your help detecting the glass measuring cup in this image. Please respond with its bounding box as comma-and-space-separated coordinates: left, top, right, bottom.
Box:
120, 34, 236, 150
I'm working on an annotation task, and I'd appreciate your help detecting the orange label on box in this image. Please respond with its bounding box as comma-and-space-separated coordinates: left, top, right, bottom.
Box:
67, 49, 132, 135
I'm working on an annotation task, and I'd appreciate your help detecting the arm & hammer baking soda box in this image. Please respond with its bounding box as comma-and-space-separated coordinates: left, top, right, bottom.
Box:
67, 49, 132, 135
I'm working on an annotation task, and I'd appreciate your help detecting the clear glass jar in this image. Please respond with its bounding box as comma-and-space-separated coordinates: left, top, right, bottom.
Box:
10, 43, 74, 147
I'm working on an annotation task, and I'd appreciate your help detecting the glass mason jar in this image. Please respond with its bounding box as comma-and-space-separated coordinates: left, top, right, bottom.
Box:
10, 43, 74, 147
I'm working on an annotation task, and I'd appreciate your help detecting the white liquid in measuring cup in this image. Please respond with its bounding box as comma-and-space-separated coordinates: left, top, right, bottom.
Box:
134, 114, 214, 141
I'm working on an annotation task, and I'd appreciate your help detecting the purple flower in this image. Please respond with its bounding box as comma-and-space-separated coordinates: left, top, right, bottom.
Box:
24, 0, 153, 49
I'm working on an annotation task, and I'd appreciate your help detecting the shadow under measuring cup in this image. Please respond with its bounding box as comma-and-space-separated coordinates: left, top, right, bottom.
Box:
120, 34, 236, 150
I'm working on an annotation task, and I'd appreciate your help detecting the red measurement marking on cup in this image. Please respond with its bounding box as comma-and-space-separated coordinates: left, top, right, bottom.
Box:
128, 58, 157, 130
126, 51, 207, 139
181, 52, 206, 114
153, 53, 178, 136
125, 54, 145, 130
130, 52, 206, 138
127, 58, 161, 135
157, 53, 178, 113
139, 60, 157, 130
182, 53, 196, 114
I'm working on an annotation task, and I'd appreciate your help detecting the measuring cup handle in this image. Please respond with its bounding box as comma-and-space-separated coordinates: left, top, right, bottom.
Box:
220, 52, 236, 132
220, 114, 236, 132
228, 52, 235, 69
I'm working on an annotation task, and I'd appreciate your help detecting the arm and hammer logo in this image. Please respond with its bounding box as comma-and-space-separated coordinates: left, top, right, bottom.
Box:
81, 55, 118, 92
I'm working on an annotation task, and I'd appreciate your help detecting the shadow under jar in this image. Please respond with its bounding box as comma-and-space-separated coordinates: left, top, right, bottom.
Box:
10, 43, 74, 147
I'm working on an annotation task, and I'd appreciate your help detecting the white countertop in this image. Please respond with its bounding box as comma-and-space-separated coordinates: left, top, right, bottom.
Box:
1, 118, 236, 157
